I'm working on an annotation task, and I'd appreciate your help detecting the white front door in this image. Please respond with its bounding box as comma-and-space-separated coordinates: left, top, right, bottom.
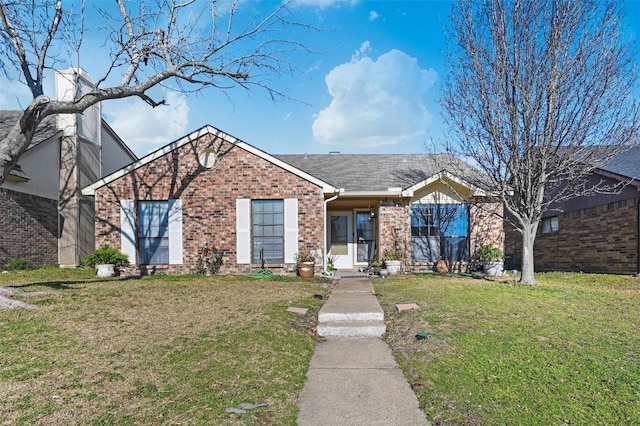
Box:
328, 212, 353, 269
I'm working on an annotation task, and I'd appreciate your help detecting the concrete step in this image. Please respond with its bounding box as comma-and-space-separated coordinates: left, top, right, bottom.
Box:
318, 310, 384, 323
317, 320, 386, 338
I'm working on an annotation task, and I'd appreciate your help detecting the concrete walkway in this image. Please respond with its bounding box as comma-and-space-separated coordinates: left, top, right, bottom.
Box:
297, 278, 429, 425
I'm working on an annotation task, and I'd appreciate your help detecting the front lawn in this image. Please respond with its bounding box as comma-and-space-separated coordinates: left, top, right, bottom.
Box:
0, 270, 325, 425
376, 272, 640, 425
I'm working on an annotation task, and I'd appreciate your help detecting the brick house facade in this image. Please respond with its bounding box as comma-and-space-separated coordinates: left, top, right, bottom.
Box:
505, 148, 640, 274
84, 126, 504, 275
0, 189, 58, 266
0, 69, 136, 269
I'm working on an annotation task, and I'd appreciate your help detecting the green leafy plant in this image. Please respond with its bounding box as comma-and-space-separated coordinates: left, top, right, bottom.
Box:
371, 260, 383, 267
327, 254, 338, 271
383, 249, 400, 261
478, 243, 504, 261
84, 245, 129, 267
5, 257, 33, 271
195, 245, 224, 275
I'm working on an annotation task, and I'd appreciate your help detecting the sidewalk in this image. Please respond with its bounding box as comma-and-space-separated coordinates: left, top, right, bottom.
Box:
297, 277, 429, 426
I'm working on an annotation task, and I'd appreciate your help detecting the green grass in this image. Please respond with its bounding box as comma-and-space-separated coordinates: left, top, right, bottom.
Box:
375, 273, 640, 425
0, 270, 326, 425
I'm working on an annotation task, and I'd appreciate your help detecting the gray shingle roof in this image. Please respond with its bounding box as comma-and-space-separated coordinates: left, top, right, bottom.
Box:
599, 146, 640, 181
0, 110, 60, 148
275, 153, 481, 192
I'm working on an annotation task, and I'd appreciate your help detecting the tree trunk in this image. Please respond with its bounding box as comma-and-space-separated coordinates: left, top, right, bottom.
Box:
520, 221, 538, 285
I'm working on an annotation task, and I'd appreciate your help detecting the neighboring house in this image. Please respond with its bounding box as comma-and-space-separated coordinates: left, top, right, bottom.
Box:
505, 147, 640, 274
0, 69, 137, 268
82, 125, 503, 275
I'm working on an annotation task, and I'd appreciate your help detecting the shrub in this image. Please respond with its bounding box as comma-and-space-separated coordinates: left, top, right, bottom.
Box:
195, 245, 224, 275
383, 249, 400, 261
5, 257, 33, 271
84, 245, 129, 267
478, 243, 504, 261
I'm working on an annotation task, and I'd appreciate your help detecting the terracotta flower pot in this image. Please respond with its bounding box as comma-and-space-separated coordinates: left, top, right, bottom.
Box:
297, 261, 315, 278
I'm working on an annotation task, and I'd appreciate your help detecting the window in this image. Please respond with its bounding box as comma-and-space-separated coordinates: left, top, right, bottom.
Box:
411, 205, 436, 237
252, 200, 284, 263
411, 204, 468, 262
542, 216, 559, 234
138, 201, 170, 264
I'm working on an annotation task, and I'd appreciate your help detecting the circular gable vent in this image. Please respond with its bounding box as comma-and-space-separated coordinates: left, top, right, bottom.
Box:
198, 149, 219, 169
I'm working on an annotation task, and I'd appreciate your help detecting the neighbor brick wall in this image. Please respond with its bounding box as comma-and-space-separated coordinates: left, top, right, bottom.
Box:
505, 198, 639, 274
94, 133, 326, 275
0, 188, 58, 268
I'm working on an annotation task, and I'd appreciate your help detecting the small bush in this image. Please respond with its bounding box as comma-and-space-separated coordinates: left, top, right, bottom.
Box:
195, 245, 224, 275
84, 245, 129, 267
5, 257, 33, 271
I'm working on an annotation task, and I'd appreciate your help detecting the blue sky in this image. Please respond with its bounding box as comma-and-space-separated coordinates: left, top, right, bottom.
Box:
1, 0, 639, 157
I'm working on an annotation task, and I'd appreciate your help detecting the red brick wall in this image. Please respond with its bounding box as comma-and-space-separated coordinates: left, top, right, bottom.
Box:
469, 202, 504, 257
0, 188, 58, 268
378, 199, 411, 263
94, 133, 326, 275
505, 198, 639, 274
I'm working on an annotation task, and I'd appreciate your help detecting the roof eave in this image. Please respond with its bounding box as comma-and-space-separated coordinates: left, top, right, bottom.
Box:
82, 125, 337, 195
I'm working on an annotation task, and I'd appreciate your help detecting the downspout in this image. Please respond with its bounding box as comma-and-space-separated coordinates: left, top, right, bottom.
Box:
323, 193, 340, 274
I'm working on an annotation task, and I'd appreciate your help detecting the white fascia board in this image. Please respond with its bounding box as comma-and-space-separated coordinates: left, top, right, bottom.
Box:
82, 125, 337, 195
401, 171, 489, 198
82, 126, 218, 195
338, 190, 404, 198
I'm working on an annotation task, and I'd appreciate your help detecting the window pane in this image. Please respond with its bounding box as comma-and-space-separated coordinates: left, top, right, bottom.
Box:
138, 201, 169, 264
411, 203, 469, 261
252, 200, 284, 263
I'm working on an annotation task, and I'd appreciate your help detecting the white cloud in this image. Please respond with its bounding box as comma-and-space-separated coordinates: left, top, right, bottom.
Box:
312, 46, 437, 148
369, 10, 381, 21
104, 91, 190, 156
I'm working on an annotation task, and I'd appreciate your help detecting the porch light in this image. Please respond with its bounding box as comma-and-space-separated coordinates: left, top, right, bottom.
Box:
370, 208, 376, 219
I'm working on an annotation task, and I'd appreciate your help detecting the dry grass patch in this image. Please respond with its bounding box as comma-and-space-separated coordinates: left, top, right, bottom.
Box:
0, 272, 326, 425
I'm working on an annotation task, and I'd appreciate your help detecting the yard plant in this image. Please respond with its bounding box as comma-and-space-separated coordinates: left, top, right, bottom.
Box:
0, 270, 325, 425
376, 273, 640, 425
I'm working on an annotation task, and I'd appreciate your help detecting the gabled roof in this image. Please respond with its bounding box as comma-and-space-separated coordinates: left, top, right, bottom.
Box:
1, 110, 62, 181
0, 110, 61, 148
82, 125, 338, 195
276, 153, 486, 196
598, 145, 640, 181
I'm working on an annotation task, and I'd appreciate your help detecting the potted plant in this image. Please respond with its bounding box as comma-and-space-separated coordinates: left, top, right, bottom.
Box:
371, 260, 383, 275
383, 249, 402, 275
294, 250, 318, 278
326, 254, 338, 276
479, 243, 504, 277
85, 245, 129, 277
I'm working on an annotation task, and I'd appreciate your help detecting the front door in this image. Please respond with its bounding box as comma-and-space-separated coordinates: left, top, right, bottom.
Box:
328, 212, 353, 269
356, 211, 376, 265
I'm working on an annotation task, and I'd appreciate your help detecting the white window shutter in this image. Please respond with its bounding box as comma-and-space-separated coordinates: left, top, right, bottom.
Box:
284, 198, 299, 264
120, 200, 136, 264
236, 199, 251, 264
168, 199, 183, 264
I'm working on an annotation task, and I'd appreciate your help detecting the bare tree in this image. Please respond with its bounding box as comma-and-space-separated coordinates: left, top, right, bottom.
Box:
441, 0, 640, 284
0, 0, 309, 184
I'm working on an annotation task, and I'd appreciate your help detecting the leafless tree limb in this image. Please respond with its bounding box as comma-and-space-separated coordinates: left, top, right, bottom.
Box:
441, 0, 640, 284
0, 0, 314, 184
